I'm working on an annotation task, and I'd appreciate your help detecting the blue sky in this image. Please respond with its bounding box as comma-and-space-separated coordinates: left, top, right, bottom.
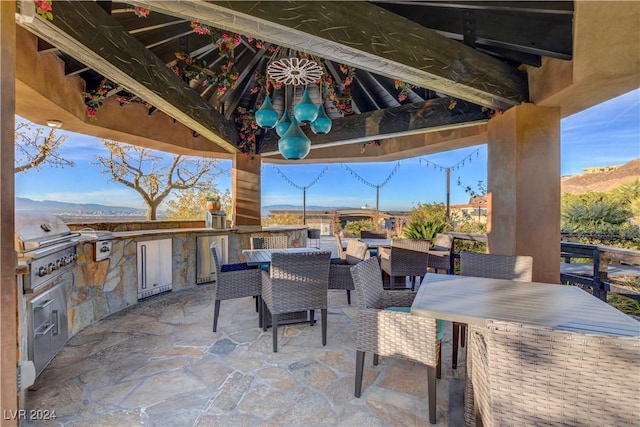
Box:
15, 89, 639, 212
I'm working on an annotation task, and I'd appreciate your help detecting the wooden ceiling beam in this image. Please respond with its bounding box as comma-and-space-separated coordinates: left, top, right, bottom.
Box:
257, 97, 488, 155
376, 3, 572, 59
262, 120, 489, 164
19, 0, 239, 153
128, 0, 528, 110
223, 51, 269, 119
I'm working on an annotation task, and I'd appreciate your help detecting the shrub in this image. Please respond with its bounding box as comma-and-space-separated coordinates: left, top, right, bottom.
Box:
453, 220, 487, 253
344, 219, 374, 237
403, 220, 446, 240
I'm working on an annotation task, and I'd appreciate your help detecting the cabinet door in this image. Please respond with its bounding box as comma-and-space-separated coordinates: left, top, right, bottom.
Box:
196, 235, 228, 284
137, 239, 172, 299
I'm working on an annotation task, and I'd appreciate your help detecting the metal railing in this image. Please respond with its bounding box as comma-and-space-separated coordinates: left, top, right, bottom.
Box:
560, 241, 640, 301
443, 232, 640, 301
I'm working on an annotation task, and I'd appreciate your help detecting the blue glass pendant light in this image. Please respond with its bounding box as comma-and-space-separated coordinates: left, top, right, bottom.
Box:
278, 117, 311, 160
255, 95, 279, 129
293, 88, 319, 123
275, 108, 291, 137
310, 104, 332, 135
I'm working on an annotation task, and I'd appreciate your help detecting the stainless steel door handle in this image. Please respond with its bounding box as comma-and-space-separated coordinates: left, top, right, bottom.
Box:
52, 310, 59, 336
35, 323, 55, 336
35, 299, 54, 310
141, 244, 147, 289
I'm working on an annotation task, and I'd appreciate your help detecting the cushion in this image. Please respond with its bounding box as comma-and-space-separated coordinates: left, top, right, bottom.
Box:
432, 234, 453, 252
436, 319, 446, 341
220, 263, 256, 272
386, 306, 410, 313
345, 240, 370, 261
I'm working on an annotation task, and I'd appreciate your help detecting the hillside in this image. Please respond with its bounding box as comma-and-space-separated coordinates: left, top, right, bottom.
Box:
561, 158, 640, 194
15, 197, 146, 215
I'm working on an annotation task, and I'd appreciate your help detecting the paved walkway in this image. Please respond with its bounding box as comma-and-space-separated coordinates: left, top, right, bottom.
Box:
24, 285, 467, 426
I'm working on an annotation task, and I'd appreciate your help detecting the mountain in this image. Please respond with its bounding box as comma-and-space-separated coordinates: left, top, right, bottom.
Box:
15, 197, 146, 215
561, 158, 640, 194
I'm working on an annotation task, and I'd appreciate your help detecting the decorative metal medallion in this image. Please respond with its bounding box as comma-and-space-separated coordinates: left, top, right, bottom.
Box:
266, 57, 323, 86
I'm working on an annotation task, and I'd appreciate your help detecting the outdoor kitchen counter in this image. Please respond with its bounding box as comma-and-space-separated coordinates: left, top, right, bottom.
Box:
15, 224, 310, 405
62, 226, 309, 336
110, 227, 236, 239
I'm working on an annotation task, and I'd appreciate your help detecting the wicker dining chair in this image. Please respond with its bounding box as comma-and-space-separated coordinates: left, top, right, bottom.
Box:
454, 252, 533, 369
379, 238, 431, 290
307, 228, 321, 248
334, 234, 346, 260
349, 257, 440, 425
250, 235, 289, 249
333, 234, 346, 259
329, 240, 370, 304
210, 242, 262, 332
360, 230, 387, 256
468, 319, 640, 427
426, 233, 454, 274
261, 250, 332, 352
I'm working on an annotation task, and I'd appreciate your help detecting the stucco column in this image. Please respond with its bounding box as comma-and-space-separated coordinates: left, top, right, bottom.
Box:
232, 154, 262, 228
486, 103, 560, 284
0, 0, 18, 421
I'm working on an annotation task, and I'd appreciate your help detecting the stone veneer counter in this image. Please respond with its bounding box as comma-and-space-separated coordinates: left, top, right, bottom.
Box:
68, 226, 309, 334
68, 225, 307, 332
110, 227, 236, 239
17, 225, 309, 398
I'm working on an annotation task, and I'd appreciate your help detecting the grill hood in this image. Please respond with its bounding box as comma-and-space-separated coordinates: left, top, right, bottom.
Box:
15, 210, 79, 253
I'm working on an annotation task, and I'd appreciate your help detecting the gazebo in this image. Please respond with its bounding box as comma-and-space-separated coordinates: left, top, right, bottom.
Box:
0, 1, 638, 416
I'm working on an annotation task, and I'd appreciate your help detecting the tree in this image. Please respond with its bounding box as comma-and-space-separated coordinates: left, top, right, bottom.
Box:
14, 117, 74, 173
95, 139, 223, 220
164, 186, 231, 220
407, 202, 448, 225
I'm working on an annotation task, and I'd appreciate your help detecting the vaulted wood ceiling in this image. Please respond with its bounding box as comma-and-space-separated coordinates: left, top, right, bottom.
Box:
18, 1, 573, 160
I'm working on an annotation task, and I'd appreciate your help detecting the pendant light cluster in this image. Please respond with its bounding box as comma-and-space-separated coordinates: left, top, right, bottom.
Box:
254, 57, 333, 160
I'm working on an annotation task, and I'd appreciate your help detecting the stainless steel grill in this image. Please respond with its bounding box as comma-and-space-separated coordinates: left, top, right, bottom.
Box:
15, 210, 80, 292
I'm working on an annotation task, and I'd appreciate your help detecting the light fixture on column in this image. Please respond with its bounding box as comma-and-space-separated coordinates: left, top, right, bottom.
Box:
255, 54, 333, 160
46, 119, 63, 128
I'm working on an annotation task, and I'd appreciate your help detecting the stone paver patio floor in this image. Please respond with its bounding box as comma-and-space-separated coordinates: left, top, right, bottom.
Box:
24, 284, 467, 426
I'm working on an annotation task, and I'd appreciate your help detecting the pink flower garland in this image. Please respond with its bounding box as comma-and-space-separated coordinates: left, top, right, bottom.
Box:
34, 0, 53, 21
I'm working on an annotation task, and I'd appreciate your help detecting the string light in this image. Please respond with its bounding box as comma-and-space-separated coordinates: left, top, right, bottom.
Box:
342, 162, 401, 189
418, 148, 480, 172
272, 165, 329, 190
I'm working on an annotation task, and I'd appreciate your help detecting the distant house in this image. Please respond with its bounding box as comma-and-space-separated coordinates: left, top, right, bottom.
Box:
265, 208, 402, 235
582, 164, 623, 174
451, 196, 487, 223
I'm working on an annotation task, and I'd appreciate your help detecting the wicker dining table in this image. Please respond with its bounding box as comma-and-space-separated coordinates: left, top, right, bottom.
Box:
411, 273, 639, 336
411, 273, 640, 425
242, 247, 324, 266
341, 238, 392, 250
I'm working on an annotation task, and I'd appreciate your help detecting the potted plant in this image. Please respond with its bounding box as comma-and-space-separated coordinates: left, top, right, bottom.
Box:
206, 193, 222, 212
